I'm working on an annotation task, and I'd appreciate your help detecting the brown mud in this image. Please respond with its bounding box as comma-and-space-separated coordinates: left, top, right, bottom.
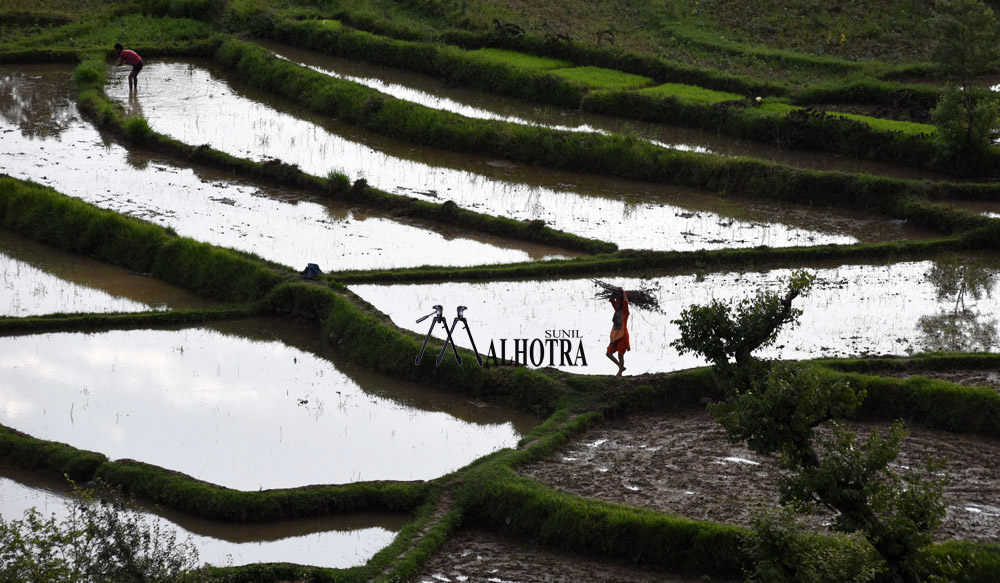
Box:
411, 528, 733, 583
519, 410, 1000, 544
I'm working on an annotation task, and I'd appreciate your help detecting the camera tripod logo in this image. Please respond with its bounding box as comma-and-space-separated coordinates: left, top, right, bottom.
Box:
414, 305, 484, 366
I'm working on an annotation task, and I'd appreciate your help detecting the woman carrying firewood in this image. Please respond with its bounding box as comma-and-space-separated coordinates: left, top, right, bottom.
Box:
606, 289, 630, 378
593, 279, 661, 378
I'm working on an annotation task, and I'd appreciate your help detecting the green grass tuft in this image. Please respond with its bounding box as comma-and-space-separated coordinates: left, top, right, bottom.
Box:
464, 47, 571, 70
639, 82, 745, 104
548, 65, 654, 90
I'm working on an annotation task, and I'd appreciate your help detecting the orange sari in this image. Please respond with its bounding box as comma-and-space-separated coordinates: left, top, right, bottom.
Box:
606, 298, 630, 355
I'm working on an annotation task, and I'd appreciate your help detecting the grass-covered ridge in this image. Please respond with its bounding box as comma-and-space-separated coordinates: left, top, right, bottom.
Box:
2, 0, 1000, 580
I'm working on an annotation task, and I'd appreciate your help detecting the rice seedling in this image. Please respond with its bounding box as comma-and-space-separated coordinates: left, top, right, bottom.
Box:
548, 66, 654, 91
639, 82, 744, 104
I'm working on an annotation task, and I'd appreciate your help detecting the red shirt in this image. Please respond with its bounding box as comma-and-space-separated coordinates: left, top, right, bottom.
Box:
117, 49, 142, 66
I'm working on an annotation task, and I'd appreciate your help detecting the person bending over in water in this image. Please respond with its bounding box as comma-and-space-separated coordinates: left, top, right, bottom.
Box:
606, 289, 629, 378
114, 43, 143, 93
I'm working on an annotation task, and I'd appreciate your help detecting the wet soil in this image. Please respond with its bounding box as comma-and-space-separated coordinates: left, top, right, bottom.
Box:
411, 528, 732, 583
519, 410, 1000, 544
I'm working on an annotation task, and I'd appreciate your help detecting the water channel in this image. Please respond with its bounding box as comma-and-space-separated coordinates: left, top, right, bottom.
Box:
105, 60, 936, 252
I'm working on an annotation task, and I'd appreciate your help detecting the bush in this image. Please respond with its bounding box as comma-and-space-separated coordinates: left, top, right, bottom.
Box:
0, 483, 206, 583
931, 87, 1000, 167
745, 509, 881, 583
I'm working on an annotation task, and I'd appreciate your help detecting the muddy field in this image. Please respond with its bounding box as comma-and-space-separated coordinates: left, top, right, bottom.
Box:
411, 528, 733, 583
519, 409, 1000, 544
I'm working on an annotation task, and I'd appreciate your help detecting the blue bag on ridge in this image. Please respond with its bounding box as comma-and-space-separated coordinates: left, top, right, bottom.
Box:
301, 263, 321, 280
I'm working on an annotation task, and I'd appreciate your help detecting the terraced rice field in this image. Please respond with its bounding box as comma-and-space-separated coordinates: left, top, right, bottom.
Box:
2, 9, 1000, 580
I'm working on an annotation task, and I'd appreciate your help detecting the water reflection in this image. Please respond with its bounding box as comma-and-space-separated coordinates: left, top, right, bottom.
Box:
0, 468, 405, 568
916, 256, 999, 352
0, 318, 536, 490
0, 65, 76, 137
0, 65, 560, 271
0, 230, 216, 315
106, 61, 935, 251
256, 39, 948, 181
352, 256, 1000, 375
258, 40, 707, 153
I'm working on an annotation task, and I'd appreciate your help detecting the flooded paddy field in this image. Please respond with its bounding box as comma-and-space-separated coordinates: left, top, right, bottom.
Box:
0, 317, 539, 490
519, 410, 1000, 543
0, 65, 563, 270
257, 39, 946, 182
411, 527, 732, 583
0, 466, 406, 568
353, 254, 1000, 375
106, 61, 935, 252
0, 229, 216, 316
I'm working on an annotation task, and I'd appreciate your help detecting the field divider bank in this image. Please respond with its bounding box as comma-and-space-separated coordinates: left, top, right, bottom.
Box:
0, 422, 430, 521
257, 17, 1000, 176
0, 175, 289, 304
62, 53, 614, 257
328, 224, 1000, 285
0, 175, 571, 418
205, 38, 1000, 225
452, 368, 1000, 582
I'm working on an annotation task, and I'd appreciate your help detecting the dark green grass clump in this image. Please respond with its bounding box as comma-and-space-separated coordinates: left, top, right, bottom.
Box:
0, 176, 288, 303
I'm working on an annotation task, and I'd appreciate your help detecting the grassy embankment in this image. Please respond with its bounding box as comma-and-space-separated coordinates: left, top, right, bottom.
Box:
2, 1, 1000, 581
256, 0, 1000, 175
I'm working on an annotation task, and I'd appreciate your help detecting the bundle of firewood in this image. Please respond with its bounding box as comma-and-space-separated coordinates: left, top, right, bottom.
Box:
591, 279, 662, 312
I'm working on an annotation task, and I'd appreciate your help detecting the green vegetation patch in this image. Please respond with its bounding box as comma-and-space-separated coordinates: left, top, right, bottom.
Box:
832, 111, 936, 135
0, 424, 106, 482
96, 458, 428, 521
0, 176, 288, 304
753, 100, 802, 116
548, 65, 654, 90
458, 461, 745, 577
464, 47, 570, 70
639, 82, 744, 104
4, 14, 214, 52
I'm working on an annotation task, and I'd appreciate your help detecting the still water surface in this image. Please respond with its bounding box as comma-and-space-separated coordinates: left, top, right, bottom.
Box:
256, 39, 948, 182
353, 255, 1000, 375
0, 230, 215, 316
0, 467, 405, 568
0, 65, 561, 270
0, 318, 538, 490
106, 61, 933, 251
